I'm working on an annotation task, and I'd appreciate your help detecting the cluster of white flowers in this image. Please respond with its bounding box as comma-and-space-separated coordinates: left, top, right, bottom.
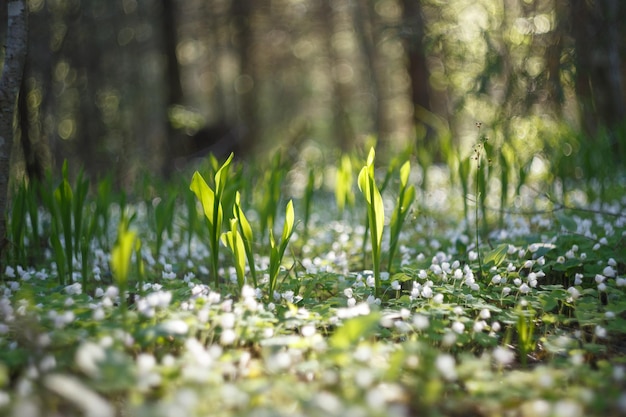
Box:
136, 290, 172, 318
47, 309, 75, 329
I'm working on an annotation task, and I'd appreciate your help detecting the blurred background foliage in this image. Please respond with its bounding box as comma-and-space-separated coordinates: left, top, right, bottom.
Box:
1, 0, 625, 188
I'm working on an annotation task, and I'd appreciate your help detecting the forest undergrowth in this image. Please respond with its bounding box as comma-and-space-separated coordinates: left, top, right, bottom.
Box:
0, 144, 625, 417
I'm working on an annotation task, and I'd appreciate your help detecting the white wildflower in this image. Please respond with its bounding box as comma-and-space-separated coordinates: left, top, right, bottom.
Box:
451, 321, 464, 334
221, 313, 236, 329
603, 266, 616, 278
567, 287, 580, 301
421, 286, 433, 298
493, 346, 515, 365
65, 283, 82, 295
574, 273, 583, 285
473, 320, 487, 333
413, 314, 429, 331
161, 320, 189, 335
435, 354, 457, 381
220, 329, 236, 345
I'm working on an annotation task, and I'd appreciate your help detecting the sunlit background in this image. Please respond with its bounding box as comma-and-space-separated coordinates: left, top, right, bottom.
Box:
3, 0, 625, 187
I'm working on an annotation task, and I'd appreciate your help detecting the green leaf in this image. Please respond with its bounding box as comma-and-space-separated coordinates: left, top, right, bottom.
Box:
335, 154, 354, 213
372, 180, 384, 247
401, 185, 416, 213
357, 165, 369, 199
365, 147, 375, 166
234, 192, 256, 285
483, 243, 509, 268
235, 197, 252, 242
221, 218, 246, 288
111, 225, 138, 287
400, 160, 410, 186
215, 153, 234, 196
281, 200, 295, 243
555, 212, 577, 232
329, 312, 380, 350
190, 171, 216, 224
267, 200, 296, 295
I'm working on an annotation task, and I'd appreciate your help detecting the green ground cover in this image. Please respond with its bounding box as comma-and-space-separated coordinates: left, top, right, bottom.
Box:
0, 149, 625, 417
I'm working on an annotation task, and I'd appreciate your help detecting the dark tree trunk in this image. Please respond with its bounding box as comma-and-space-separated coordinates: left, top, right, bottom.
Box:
68, 3, 108, 179
570, 0, 625, 153
0, 0, 28, 259
18, 1, 54, 182
17, 66, 43, 182
161, 0, 185, 177
231, 0, 259, 154
544, 0, 567, 117
400, 0, 434, 147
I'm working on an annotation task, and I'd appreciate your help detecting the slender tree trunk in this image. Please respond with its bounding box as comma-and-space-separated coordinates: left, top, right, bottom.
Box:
353, 0, 384, 150
320, 0, 356, 153
161, 0, 184, 177
544, 0, 567, 118
570, 0, 625, 151
231, 0, 259, 154
400, 0, 436, 151
0, 0, 28, 259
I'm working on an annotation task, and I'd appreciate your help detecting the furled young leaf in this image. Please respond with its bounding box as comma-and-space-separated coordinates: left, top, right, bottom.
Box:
358, 149, 384, 248
234, 192, 256, 285
221, 218, 246, 289
268, 200, 296, 296
190, 171, 217, 224
111, 226, 138, 287
358, 147, 385, 296
281, 200, 295, 244
388, 161, 416, 273
336, 154, 354, 213
400, 160, 411, 187
371, 179, 384, 248
234, 192, 252, 243
402, 185, 416, 211
215, 153, 234, 196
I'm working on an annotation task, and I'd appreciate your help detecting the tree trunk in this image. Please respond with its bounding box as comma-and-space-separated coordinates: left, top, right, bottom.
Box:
231, 0, 259, 154
570, 0, 625, 151
400, 0, 438, 155
0, 0, 28, 260
353, 0, 384, 151
161, 0, 184, 177
544, 0, 567, 118
320, 0, 356, 153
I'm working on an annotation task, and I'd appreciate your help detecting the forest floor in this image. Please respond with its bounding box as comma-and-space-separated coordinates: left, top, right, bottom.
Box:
0, 158, 625, 417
